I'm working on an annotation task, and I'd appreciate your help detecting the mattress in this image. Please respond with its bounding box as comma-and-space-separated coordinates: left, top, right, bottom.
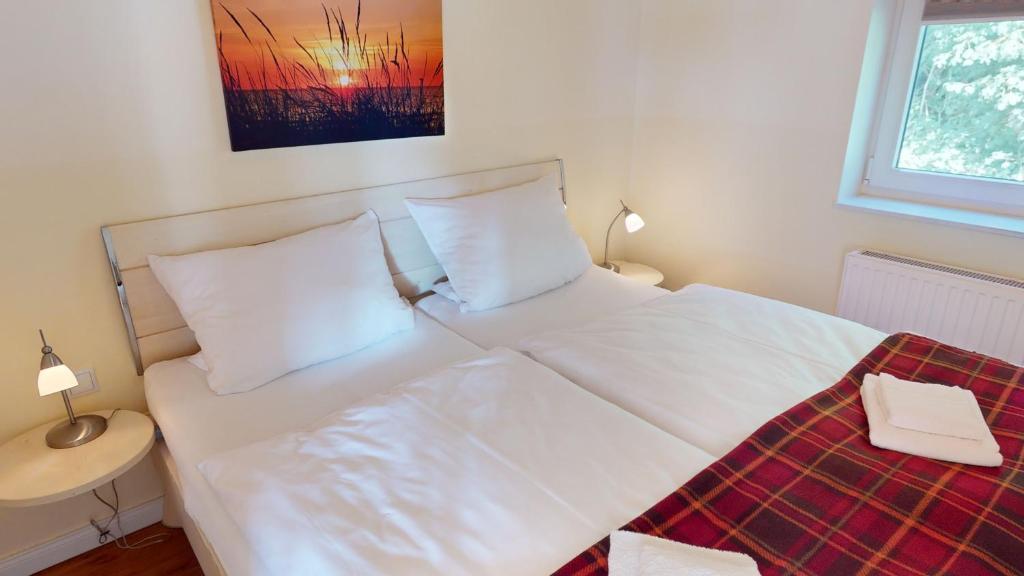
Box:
415, 265, 668, 348
198, 348, 715, 575
520, 284, 888, 457
144, 311, 483, 576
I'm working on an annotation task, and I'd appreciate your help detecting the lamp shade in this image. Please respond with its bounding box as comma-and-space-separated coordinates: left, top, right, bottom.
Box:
38, 364, 77, 397
624, 211, 646, 234
37, 331, 78, 397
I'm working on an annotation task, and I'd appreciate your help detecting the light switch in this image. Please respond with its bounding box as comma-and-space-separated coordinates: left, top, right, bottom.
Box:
70, 368, 99, 398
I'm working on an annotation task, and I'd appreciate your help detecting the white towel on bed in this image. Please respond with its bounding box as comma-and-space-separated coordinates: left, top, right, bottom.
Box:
862, 375, 1002, 467
877, 373, 986, 440
608, 531, 761, 576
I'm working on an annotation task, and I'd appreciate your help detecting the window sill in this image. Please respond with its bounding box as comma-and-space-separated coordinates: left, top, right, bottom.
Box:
836, 193, 1024, 239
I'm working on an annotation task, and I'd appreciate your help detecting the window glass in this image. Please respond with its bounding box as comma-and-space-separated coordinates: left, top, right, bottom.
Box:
897, 20, 1024, 184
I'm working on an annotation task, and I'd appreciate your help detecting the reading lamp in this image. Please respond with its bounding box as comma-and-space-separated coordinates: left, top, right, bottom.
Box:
37, 330, 107, 449
601, 200, 646, 272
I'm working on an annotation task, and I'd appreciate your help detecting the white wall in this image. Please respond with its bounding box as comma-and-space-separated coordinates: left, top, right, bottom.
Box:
0, 0, 643, 561
627, 0, 1024, 313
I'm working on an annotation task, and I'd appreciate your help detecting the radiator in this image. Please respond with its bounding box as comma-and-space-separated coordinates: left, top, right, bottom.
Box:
837, 250, 1024, 366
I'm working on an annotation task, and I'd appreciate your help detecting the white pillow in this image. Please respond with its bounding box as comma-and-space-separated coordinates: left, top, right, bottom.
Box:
148, 211, 414, 395
405, 173, 592, 311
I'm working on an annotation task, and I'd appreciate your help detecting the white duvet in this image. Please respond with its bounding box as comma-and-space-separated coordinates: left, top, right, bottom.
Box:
199, 348, 714, 576
519, 285, 887, 457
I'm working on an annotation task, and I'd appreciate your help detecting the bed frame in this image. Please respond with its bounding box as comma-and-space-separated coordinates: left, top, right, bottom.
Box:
101, 159, 566, 376
100, 159, 566, 576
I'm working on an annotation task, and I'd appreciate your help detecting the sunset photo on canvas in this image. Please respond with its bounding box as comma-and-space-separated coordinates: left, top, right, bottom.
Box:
212, 0, 444, 151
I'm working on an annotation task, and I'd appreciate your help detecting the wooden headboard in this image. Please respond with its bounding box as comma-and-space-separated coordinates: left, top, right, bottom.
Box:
102, 159, 566, 375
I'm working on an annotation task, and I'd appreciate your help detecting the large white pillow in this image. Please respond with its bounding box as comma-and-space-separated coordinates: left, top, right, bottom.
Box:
148, 211, 414, 395
405, 173, 592, 311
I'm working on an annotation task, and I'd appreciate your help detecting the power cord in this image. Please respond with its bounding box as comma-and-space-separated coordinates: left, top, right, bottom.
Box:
90, 479, 170, 550
88, 410, 170, 550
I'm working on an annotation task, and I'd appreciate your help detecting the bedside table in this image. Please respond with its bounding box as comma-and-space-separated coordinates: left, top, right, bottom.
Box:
609, 260, 665, 287
0, 410, 155, 507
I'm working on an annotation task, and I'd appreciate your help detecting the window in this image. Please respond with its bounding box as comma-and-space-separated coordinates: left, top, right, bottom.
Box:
864, 0, 1024, 218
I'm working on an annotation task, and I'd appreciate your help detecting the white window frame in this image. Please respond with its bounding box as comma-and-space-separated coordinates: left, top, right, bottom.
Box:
864, 0, 1024, 217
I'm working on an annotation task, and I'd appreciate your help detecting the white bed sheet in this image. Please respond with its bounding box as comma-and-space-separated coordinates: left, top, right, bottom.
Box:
144, 311, 483, 576
415, 265, 668, 348
520, 284, 888, 457
199, 348, 715, 576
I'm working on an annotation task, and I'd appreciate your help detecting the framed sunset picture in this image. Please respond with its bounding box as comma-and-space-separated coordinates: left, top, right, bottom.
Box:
210, 0, 444, 151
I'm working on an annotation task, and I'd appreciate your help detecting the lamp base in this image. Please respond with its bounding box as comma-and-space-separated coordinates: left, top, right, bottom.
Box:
601, 262, 621, 273
46, 414, 107, 449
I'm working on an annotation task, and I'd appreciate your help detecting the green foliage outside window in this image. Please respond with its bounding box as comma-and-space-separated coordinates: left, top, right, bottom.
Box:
898, 20, 1024, 183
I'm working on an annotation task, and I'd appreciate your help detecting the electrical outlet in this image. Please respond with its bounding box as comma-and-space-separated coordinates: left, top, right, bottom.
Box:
70, 368, 99, 398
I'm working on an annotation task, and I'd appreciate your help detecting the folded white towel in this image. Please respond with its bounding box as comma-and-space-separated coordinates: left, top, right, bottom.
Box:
608, 531, 761, 576
877, 373, 986, 440
862, 375, 1002, 467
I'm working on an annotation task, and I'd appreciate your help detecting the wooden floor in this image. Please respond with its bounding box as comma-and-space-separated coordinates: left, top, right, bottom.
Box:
36, 523, 203, 576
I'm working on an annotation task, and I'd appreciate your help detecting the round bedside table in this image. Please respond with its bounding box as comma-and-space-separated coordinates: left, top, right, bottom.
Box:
0, 410, 154, 508
609, 260, 665, 286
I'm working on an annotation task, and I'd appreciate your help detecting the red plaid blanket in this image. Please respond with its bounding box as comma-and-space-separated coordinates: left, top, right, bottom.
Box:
554, 333, 1024, 576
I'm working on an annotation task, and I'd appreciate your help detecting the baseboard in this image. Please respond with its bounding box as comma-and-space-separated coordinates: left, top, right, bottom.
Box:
0, 497, 164, 576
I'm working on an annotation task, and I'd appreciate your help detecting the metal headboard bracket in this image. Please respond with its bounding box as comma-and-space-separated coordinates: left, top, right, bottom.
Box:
101, 226, 146, 376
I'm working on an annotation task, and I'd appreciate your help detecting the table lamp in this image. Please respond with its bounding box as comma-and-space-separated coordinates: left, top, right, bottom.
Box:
37, 330, 107, 449
601, 200, 646, 272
